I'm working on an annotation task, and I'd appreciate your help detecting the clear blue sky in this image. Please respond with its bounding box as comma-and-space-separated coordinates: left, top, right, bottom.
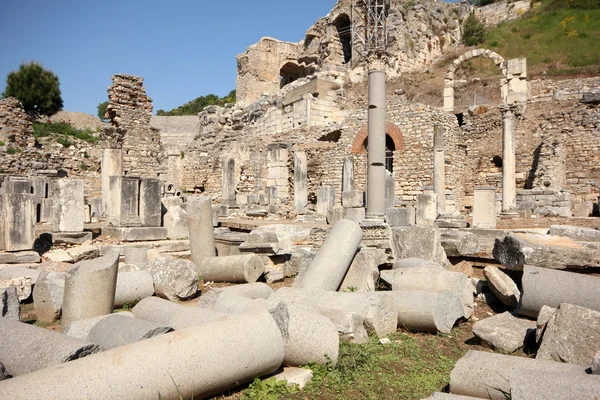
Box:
0, 0, 337, 116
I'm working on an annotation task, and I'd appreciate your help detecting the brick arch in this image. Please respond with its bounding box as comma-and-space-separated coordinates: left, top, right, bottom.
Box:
351, 122, 405, 154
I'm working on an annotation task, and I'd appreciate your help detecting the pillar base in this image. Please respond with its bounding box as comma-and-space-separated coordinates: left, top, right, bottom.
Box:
500, 211, 520, 219
364, 214, 385, 223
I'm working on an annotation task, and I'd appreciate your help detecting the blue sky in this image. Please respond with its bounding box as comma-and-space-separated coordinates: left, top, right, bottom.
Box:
0, 0, 337, 116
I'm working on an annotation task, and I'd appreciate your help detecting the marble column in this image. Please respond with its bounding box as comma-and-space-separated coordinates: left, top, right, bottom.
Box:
433, 124, 446, 216
342, 155, 355, 193
500, 105, 517, 213
366, 61, 386, 220
221, 156, 236, 206
100, 126, 125, 215
294, 151, 308, 214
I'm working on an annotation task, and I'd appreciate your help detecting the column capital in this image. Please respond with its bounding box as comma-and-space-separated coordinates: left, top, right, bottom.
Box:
498, 103, 524, 119
100, 126, 126, 149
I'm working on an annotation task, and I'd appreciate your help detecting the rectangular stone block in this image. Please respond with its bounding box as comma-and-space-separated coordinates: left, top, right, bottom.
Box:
139, 179, 162, 227
345, 207, 365, 224
416, 193, 437, 225
1, 194, 35, 251
102, 227, 168, 242
473, 187, 497, 229
317, 186, 336, 216
50, 179, 84, 232
51, 231, 93, 245
386, 207, 415, 227
342, 191, 364, 208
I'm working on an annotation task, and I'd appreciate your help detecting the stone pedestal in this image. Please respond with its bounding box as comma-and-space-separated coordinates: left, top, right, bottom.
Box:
433, 125, 446, 215
101, 148, 122, 215
416, 193, 437, 225
317, 186, 335, 216
221, 155, 236, 207
50, 179, 84, 233
385, 170, 396, 209
0, 194, 35, 251
473, 187, 497, 229
108, 177, 161, 228
187, 196, 216, 271
342, 155, 354, 192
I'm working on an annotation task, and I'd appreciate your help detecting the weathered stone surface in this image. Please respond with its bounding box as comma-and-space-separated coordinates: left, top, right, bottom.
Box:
63, 312, 133, 340
0, 312, 285, 400
388, 267, 473, 318
339, 248, 385, 292
450, 350, 586, 400
270, 287, 398, 337
295, 219, 363, 291
66, 245, 99, 263
472, 312, 535, 353
416, 192, 437, 225
45, 249, 73, 263
187, 195, 216, 270
0, 319, 100, 376
164, 205, 189, 240
114, 270, 154, 307
206, 282, 274, 300
0, 361, 8, 381
483, 266, 520, 309
0, 251, 40, 264
441, 230, 480, 257
592, 351, 600, 375
50, 179, 84, 232
33, 277, 65, 322
200, 254, 264, 283
517, 265, 600, 318
572, 201, 593, 217
147, 256, 198, 301
103, 227, 168, 241
273, 367, 313, 390
132, 296, 225, 329
549, 225, 600, 242
270, 302, 339, 366
88, 313, 173, 350
391, 225, 449, 267
535, 304, 556, 343
197, 291, 277, 314
386, 207, 415, 227
50, 231, 92, 245
493, 232, 600, 270
61, 251, 119, 329
446, 260, 474, 277
123, 247, 148, 269
0, 287, 20, 320
326, 206, 345, 225
393, 257, 444, 270
537, 303, 600, 367
425, 393, 486, 400
509, 369, 600, 400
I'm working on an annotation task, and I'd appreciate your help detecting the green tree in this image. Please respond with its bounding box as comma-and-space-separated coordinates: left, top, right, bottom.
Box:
97, 101, 109, 121
462, 12, 486, 46
2, 61, 63, 118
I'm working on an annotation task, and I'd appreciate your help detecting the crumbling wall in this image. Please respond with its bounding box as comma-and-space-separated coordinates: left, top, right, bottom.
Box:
476, 0, 531, 27
0, 97, 35, 148
105, 74, 164, 179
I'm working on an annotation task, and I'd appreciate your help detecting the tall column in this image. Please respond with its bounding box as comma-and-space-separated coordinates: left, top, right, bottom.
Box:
433, 124, 446, 216
294, 151, 308, 214
100, 126, 125, 215
500, 105, 517, 214
366, 61, 386, 220
221, 156, 236, 206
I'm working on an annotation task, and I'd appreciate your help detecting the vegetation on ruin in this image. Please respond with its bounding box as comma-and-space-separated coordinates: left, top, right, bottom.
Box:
156, 90, 236, 116
482, 0, 600, 73
33, 121, 99, 145
240, 328, 469, 400
2, 61, 63, 118
97, 101, 109, 122
462, 13, 487, 46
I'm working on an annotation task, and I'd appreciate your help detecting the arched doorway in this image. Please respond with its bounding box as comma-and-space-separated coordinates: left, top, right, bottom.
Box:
279, 62, 315, 88
351, 122, 405, 172
334, 14, 352, 64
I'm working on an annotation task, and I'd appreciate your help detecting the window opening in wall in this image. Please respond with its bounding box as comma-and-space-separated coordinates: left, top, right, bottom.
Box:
456, 113, 464, 127
362, 133, 396, 172
318, 130, 342, 143
334, 14, 352, 64
279, 62, 315, 88
492, 155, 503, 168
36, 203, 42, 223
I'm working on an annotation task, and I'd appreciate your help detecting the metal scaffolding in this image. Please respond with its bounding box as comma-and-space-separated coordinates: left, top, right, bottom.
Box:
352, 0, 391, 65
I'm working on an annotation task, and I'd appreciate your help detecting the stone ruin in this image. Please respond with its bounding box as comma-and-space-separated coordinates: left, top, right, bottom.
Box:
0, 0, 599, 397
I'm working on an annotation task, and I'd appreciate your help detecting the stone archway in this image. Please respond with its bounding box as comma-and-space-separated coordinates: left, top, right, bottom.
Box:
279, 62, 315, 88
443, 49, 507, 112
351, 122, 405, 154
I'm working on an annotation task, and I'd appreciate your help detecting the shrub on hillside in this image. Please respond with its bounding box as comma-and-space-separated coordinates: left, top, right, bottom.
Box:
462, 12, 486, 46
33, 121, 98, 143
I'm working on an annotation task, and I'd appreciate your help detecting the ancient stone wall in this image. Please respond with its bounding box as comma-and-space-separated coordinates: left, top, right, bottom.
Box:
104, 74, 164, 179
476, 0, 531, 27
0, 98, 35, 148
530, 77, 600, 102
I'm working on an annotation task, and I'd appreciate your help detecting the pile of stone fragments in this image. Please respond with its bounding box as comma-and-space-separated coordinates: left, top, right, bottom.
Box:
1, 183, 600, 398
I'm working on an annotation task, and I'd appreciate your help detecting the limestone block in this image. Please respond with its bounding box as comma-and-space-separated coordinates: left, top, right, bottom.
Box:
450, 350, 586, 400
537, 303, 600, 367
273, 367, 313, 390
164, 205, 189, 240
147, 256, 198, 301
187, 196, 216, 271
50, 179, 84, 232
386, 207, 415, 227
0, 267, 39, 300
473, 187, 497, 229
0, 250, 40, 264
1, 194, 35, 251
0, 287, 20, 320
200, 254, 264, 283
472, 312, 535, 353
416, 193, 437, 225
518, 265, 600, 318
393, 258, 444, 270
535, 305, 556, 343
339, 248, 385, 292
549, 225, 600, 242
342, 190, 364, 208
45, 249, 73, 263
102, 227, 168, 241
446, 260, 474, 277
493, 233, 600, 270
316, 186, 335, 216
483, 266, 520, 309
270, 302, 339, 366
66, 245, 99, 263
345, 207, 365, 224
0, 319, 100, 376
33, 277, 65, 322
326, 206, 345, 225
88, 314, 173, 350
441, 230, 480, 257
50, 231, 92, 245
295, 219, 362, 291
114, 270, 154, 307
61, 251, 119, 329
0, 312, 285, 400
391, 225, 449, 267
387, 267, 473, 318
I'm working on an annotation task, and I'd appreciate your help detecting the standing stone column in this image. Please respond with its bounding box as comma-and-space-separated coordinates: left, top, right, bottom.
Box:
500, 105, 517, 214
187, 196, 216, 272
433, 125, 446, 216
50, 179, 84, 233
342, 156, 355, 193
293, 151, 308, 214
366, 61, 386, 220
100, 126, 125, 215
385, 170, 395, 209
221, 155, 236, 206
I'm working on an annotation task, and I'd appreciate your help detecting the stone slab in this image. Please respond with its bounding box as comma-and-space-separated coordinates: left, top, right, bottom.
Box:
0, 251, 40, 264
472, 312, 535, 353
102, 227, 168, 242
50, 231, 93, 245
